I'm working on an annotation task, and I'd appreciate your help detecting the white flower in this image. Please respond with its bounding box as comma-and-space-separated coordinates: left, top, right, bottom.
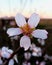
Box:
40, 61, 46, 65
24, 52, 31, 60
7, 13, 48, 51
22, 61, 31, 65
1, 47, 18, 65
44, 54, 52, 61
30, 44, 42, 57
1, 47, 13, 59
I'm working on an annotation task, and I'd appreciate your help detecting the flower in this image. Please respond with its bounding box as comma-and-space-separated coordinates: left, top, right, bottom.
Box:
22, 61, 31, 65
7, 13, 48, 51
40, 61, 46, 65
24, 52, 31, 60
0, 47, 18, 65
30, 43, 42, 57
1, 47, 13, 58
44, 54, 52, 61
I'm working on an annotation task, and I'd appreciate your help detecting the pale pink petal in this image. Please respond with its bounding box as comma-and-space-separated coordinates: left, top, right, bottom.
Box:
33, 47, 39, 52
14, 55, 18, 63
15, 13, 26, 27
31, 29, 48, 39
40, 61, 46, 65
1, 51, 10, 58
1, 47, 13, 58
30, 43, 36, 50
8, 49, 13, 54
41, 30, 48, 34
8, 59, 14, 65
0, 58, 3, 65
32, 52, 38, 56
38, 52, 42, 56
2, 47, 8, 52
20, 35, 31, 51
32, 47, 42, 57
7, 28, 22, 36
28, 13, 40, 28
24, 52, 31, 60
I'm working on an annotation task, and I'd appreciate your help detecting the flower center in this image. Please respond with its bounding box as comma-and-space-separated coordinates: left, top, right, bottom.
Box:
20, 24, 35, 36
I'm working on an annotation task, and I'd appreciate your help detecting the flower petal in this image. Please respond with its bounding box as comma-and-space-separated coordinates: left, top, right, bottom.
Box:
28, 13, 40, 28
30, 43, 36, 50
32, 52, 38, 56
24, 52, 31, 60
40, 61, 46, 65
42, 30, 48, 34
15, 13, 26, 27
32, 29, 48, 39
1, 51, 10, 58
14, 55, 18, 63
8, 49, 13, 54
0, 58, 3, 65
1, 47, 13, 58
2, 47, 8, 52
8, 59, 14, 65
32, 46, 42, 57
20, 35, 31, 51
7, 28, 22, 36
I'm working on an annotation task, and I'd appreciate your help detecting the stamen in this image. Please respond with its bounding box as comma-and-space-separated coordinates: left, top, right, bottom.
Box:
20, 23, 35, 36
